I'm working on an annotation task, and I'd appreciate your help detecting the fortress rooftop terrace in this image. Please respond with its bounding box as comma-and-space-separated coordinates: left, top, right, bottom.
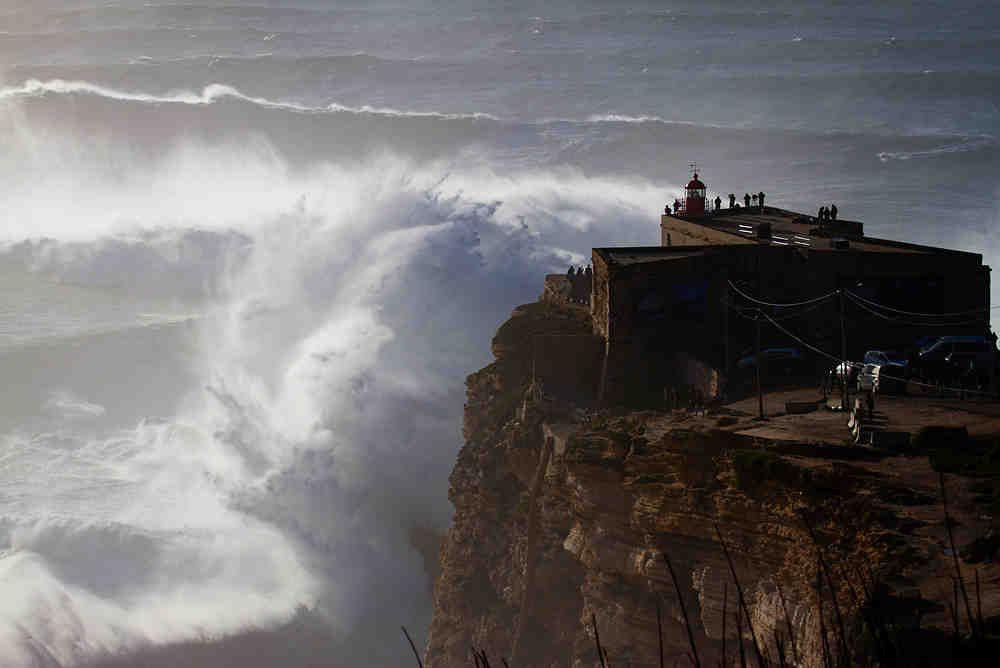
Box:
659, 205, 966, 255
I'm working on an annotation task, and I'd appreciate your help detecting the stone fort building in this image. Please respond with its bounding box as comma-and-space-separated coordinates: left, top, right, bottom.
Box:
545, 172, 991, 407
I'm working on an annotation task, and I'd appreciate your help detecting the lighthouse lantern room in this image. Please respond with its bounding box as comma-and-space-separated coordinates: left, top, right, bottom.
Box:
684, 169, 706, 216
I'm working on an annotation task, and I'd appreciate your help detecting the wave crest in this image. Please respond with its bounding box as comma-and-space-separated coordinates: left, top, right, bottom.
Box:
0, 78, 500, 121
877, 135, 996, 161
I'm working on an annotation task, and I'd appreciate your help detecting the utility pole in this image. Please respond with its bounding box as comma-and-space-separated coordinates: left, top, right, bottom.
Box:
839, 288, 849, 409
755, 310, 764, 419
724, 279, 731, 399
753, 259, 765, 420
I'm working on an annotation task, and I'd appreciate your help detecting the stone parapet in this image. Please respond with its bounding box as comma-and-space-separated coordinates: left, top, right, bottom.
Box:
540, 274, 572, 304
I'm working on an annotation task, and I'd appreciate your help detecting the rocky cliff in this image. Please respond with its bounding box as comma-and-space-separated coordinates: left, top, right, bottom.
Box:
425, 302, 1000, 667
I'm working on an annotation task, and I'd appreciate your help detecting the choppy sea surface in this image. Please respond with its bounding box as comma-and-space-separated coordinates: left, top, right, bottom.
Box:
0, 1, 998, 665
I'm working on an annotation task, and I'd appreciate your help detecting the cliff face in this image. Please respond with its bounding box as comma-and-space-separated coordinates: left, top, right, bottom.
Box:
425, 302, 999, 668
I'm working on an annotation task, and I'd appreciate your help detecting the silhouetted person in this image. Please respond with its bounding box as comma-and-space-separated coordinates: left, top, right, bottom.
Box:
830, 203, 838, 220
714, 195, 722, 211
752, 194, 758, 206
664, 204, 670, 215
758, 191, 765, 210
728, 193, 736, 208
817, 206, 824, 222
744, 193, 751, 208
567, 266, 576, 277
673, 199, 681, 214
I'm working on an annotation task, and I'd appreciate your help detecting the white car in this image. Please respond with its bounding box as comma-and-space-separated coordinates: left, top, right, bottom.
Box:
829, 360, 861, 385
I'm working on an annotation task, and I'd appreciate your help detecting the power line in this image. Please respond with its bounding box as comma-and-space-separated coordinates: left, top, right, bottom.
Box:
846, 293, 988, 328
845, 289, 997, 318
729, 282, 997, 318
722, 297, 830, 323
720, 285, 997, 398
760, 311, 996, 397
876, 369, 996, 398
758, 311, 843, 364
728, 281, 838, 309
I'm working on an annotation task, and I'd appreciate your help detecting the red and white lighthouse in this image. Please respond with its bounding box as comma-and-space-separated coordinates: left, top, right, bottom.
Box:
685, 171, 706, 216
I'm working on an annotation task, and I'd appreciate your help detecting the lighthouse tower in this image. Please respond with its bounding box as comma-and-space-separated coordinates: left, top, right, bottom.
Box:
684, 170, 706, 217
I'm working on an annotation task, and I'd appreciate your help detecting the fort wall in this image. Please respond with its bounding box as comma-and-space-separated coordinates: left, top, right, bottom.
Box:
660, 214, 755, 247
592, 242, 989, 408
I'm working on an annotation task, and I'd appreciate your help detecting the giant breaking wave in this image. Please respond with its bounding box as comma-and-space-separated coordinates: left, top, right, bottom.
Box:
0, 82, 664, 667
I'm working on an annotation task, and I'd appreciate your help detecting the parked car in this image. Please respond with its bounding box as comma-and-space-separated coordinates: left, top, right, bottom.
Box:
944, 351, 997, 389
829, 360, 861, 386
862, 350, 908, 392
918, 336, 994, 379
863, 349, 907, 369
919, 336, 992, 361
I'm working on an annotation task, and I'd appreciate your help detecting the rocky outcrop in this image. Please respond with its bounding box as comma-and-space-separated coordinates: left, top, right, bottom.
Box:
425, 302, 1000, 667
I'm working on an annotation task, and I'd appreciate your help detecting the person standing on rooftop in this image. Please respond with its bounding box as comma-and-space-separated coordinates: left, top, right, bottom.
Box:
744, 193, 751, 208
758, 191, 765, 211
830, 203, 838, 220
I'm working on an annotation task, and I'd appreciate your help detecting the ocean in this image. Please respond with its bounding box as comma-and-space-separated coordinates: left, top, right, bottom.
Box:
0, 1, 998, 665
